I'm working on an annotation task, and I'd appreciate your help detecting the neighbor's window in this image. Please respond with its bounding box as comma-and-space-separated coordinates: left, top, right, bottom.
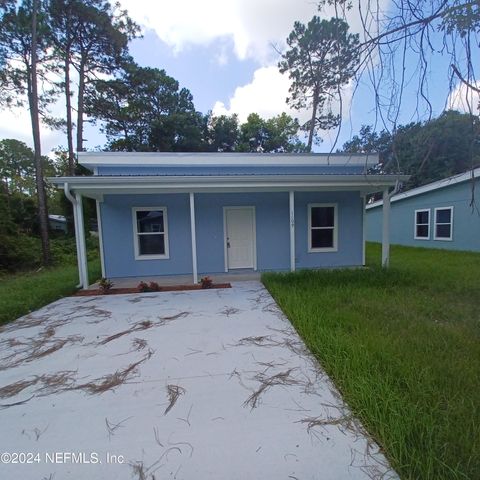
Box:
133, 207, 169, 259
414, 209, 430, 240
308, 204, 337, 251
434, 207, 453, 241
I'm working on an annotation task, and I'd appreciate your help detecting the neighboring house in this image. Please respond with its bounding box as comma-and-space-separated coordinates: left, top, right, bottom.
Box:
48, 214, 67, 233
49, 152, 407, 288
366, 167, 480, 252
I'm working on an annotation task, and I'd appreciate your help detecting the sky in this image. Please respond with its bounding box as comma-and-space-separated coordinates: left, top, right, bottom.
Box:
0, 0, 478, 155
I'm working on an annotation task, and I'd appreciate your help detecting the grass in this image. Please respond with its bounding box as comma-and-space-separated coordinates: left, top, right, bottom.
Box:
263, 243, 480, 480
0, 258, 101, 326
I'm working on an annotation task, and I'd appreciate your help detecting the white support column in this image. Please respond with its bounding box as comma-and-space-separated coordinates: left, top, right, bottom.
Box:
71, 196, 82, 287
382, 187, 391, 268
96, 199, 106, 278
362, 195, 366, 266
189, 192, 198, 284
75, 193, 89, 288
289, 191, 295, 272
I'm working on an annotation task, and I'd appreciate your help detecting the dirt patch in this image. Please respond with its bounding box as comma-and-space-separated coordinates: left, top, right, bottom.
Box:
73, 283, 231, 297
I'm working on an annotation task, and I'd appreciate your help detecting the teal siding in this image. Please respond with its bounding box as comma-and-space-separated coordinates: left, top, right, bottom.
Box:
366, 179, 480, 251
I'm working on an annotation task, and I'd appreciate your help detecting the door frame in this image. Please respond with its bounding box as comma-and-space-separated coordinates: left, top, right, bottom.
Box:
223, 206, 257, 272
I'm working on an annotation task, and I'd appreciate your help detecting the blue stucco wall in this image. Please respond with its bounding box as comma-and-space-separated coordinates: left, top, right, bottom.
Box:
366, 179, 480, 251
100, 191, 364, 278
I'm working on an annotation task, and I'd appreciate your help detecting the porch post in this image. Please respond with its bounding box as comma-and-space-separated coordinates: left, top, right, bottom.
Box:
362, 195, 366, 266
189, 192, 198, 284
75, 193, 89, 288
382, 187, 390, 268
96, 199, 106, 278
289, 190, 295, 272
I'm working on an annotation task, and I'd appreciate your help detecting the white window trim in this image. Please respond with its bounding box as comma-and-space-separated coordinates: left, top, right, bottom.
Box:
132, 207, 170, 260
308, 203, 338, 253
414, 208, 430, 240
434, 206, 454, 241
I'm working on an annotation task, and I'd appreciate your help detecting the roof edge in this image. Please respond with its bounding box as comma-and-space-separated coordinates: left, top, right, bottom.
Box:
366, 167, 480, 209
77, 151, 380, 168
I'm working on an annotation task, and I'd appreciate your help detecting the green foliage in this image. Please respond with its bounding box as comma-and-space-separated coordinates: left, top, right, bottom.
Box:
98, 277, 113, 293
238, 112, 307, 153
86, 60, 203, 152
279, 16, 359, 148
342, 111, 480, 189
207, 114, 239, 152
263, 243, 480, 480
0, 258, 101, 325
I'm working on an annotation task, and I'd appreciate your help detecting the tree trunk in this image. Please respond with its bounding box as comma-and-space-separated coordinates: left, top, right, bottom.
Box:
76, 54, 86, 152
64, 47, 75, 175
307, 89, 319, 152
30, 0, 50, 265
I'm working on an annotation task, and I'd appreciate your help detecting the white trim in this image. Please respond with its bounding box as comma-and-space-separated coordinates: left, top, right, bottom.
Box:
50, 174, 406, 190
78, 151, 379, 167
289, 191, 295, 272
414, 208, 430, 240
433, 206, 454, 241
382, 188, 390, 267
367, 167, 480, 209
307, 203, 338, 253
189, 193, 198, 284
223, 206, 257, 271
132, 207, 170, 260
362, 195, 366, 265
75, 193, 89, 288
96, 200, 106, 277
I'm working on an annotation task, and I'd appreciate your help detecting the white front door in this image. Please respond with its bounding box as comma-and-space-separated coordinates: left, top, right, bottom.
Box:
225, 207, 256, 270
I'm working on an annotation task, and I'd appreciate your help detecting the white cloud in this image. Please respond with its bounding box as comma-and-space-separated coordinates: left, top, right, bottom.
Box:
0, 106, 64, 152
212, 66, 353, 130
120, 0, 318, 63
447, 81, 480, 114
212, 66, 305, 123
120, 0, 389, 63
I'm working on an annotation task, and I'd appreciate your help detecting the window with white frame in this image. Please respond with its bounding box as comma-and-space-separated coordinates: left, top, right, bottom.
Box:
434, 207, 453, 241
414, 209, 430, 240
133, 207, 169, 259
308, 204, 337, 251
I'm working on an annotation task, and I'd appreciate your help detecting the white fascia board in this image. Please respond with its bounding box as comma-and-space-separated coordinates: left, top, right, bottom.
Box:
49, 174, 407, 189
77, 151, 379, 167
48, 174, 408, 199
366, 167, 480, 210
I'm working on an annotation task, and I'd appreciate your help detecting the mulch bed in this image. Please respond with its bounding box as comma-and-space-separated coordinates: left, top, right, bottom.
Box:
73, 283, 231, 297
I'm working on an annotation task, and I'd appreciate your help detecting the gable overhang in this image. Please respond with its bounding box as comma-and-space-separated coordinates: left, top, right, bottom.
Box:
367, 167, 480, 210
48, 174, 409, 200
77, 151, 380, 170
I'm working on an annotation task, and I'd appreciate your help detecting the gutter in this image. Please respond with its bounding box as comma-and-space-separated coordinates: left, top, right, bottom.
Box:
64, 183, 82, 289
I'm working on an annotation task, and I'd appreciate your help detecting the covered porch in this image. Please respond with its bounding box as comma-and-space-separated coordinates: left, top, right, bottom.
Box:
49, 173, 407, 289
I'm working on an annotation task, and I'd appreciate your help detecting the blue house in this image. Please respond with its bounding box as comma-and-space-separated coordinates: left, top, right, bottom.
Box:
50, 153, 407, 288
366, 167, 480, 252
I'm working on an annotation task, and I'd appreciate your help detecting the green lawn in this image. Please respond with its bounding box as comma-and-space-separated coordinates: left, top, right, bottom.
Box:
0, 259, 101, 326
263, 243, 480, 480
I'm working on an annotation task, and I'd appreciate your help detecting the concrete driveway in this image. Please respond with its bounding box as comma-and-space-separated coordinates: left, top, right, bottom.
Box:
0, 282, 396, 479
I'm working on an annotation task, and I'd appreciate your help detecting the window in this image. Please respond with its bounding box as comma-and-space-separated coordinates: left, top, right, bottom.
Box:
308, 204, 337, 252
414, 209, 430, 240
133, 207, 169, 259
434, 207, 453, 241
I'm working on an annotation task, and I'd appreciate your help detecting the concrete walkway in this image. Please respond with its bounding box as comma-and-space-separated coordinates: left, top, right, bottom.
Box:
0, 282, 396, 479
